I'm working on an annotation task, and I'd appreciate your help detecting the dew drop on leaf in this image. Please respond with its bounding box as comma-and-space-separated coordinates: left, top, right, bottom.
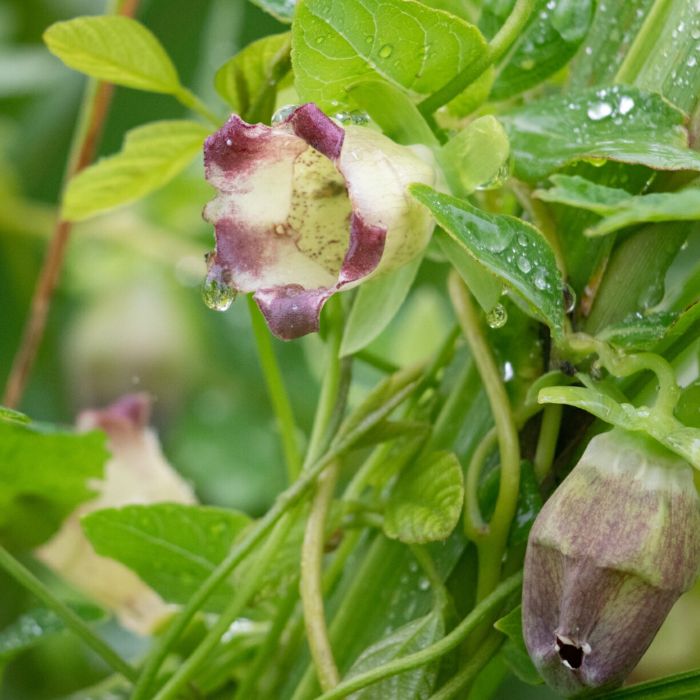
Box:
271, 104, 299, 125
563, 284, 576, 313
587, 102, 613, 120
378, 44, 393, 58
533, 267, 549, 291
618, 96, 635, 114
517, 255, 532, 273
486, 303, 508, 329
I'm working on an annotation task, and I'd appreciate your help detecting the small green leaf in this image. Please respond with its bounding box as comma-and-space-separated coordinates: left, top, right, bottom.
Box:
248, 0, 296, 22
341, 256, 423, 357
675, 380, 700, 430
0, 604, 105, 662
0, 421, 107, 549
536, 174, 700, 237
214, 32, 291, 123
43, 16, 181, 94
441, 115, 510, 193
82, 503, 251, 610
599, 667, 700, 699
507, 461, 542, 547
62, 120, 210, 221
0, 407, 30, 424
292, 0, 488, 109
410, 184, 566, 337
501, 86, 700, 182
596, 310, 679, 351
345, 609, 444, 699
384, 451, 464, 544
493, 605, 543, 686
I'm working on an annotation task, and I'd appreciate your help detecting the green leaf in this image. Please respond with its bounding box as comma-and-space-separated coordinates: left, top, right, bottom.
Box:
384, 451, 464, 544
494, 606, 543, 686
248, 0, 296, 23
410, 184, 566, 338
341, 257, 423, 357
501, 86, 700, 182
441, 115, 510, 193
0, 421, 107, 549
599, 667, 700, 699
0, 407, 29, 424
82, 503, 251, 610
596, 311, 679, 351
536, 174, 700, 236
675, 380, 700, 430
292, 0, 488, 109
507, 461, 542, 547
43, 16, 181, 94
0, 604, 105, 662
345, 609, 444, 699
214, 32, 291, 123
490, 0, 594, 101
62, 120, 210, 221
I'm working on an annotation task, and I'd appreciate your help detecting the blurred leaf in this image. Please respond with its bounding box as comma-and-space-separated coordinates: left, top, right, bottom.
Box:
63, 120, 210, 221
446, 65, 494, 117
44, 16, 181, 94
507, 461, 542, 547
249, 0, 296, 22
441, 115, 510, 193
501, 86, 700, 182
0, 407, 29, 424
384, 451, 464, 544
82, 503, 250, 610
0, 604, 105, 662
490, 0, 594, 100
493, 605, 543, 685
597, 311, 679, 350
411, 185, 566, 338
536, 174, 700, 236
600, 667, 700, 699
345, 609, 444, 699
214, 32, 291, 122
675, 380, 700, 430
0, 47, 66, 97
0, 421, 107, 549
341, 256, 423, 357
292, 0, 487, 109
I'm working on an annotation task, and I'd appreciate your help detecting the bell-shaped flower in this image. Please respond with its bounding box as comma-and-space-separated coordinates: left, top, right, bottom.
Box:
36, 394, 196, 635
203, 103, 436, 339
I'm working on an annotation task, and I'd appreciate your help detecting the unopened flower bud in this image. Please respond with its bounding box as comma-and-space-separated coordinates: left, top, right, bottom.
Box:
523, 428, 700, 696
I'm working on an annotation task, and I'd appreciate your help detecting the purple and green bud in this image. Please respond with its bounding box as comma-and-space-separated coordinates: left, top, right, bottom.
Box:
523, 428, 700, 697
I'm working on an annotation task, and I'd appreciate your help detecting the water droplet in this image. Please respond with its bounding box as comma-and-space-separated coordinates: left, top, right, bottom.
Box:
476, 161, 511, 191
333, 109, 370, 125
584, 46, 593, 55
271, 104, 298, 125
418, 577, 431, 591
202, 274, 236, 312
688, 55, 698, 67
692, 28, 700, 40
518, 234, 528, 247
533, 268, 549, 291
378, 44, 393, 58
618, 96, 635, 114
486, 303, 508, 329
517, 255, 532, 273
520, 58, 536, 70
563, 284, 576, 313
315, 36, 325, 44
587, 102, 613, 120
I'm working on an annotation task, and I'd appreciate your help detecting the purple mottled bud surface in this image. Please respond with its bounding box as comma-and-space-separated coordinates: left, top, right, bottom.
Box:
523, 428, 700, 697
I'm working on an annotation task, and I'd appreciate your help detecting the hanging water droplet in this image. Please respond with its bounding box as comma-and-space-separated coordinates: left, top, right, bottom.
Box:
418, 577, 431, 591
333, 109, 370, 125
271, 104, 299, 125
202, 274, 236, 312
618, 96, 635, 115
533, 267, 549, 291
476, 160, 511, 191
486, 303, 508, 329
378, 44, 393, 58
563, 284, 576, 313
688, 55, 698, 67
587, 102, 613, 120
517, 255, 532, 273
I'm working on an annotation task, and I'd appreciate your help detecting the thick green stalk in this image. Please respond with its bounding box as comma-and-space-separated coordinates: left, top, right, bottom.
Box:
0, 548, 137, 682
534, 404, 562, 482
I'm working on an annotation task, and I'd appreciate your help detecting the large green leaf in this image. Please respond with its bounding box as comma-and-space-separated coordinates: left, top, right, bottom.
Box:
535, 174, 700, 236
214, 32, 292, 123
248, 0, 296, 22
292, 0, 488, 109
345, 609, 445, 699
340, 256, 423, 357
43, 16, 181, 94
410, 185, 566, 338
384, 451, 464, 544
0, 421, 107, 549
501, 86, 700, 182
82, 503, 250, 610
62, 120, 210, 221
0, 605, 105, 662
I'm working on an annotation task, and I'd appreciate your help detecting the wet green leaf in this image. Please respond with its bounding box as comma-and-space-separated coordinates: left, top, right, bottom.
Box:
82, 503, 250, 610
63, 120, 210, 221
384, 451, 464, 544
501, 86, 700, 182
410, 185, 566, 338
214, 32, 291, 123
0, 421, 107, 549
292, 0, 488, 109
249, 0, 297, 22
44, 16, 181, 94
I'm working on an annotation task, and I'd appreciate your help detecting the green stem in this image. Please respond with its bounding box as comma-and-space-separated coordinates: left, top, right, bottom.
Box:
533, 404, 562, 482
301, 461, 341, 691
0, 548, 137, 682
417, 0, 536, 115
152, 518, 291, 700
410, 545, 450, 612
428, 634, 503, 700
464, 427, 498, 538
248, 296, 303, 482
314, 572, 522, 700
131, 448, 340, 699
174, 87, 221, 127
449, 274, 520, 599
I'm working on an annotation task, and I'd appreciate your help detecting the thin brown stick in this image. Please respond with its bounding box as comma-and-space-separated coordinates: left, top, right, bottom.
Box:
2, 0, 140, 408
